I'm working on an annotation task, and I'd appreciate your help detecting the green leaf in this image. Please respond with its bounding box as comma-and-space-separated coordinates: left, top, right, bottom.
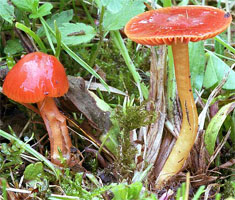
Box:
204, 102, 235, 155
29, 3, 53, 19
128, 182, 142, 199
163, 0, 172, 7
214, 39, 224, 55
140, 82, 149, 100
0, 0, 14, 24
11, 0, 38, 12
103, 0, 146, 31
101, 0, 123, 13
178, 0, 189, 6
59, 23, 96, 46
31, 0, 39, 14
6, 55, 15, 69
94, 0, 102, 9
132, 164, 153, 182
231, 110, 235, 145
189, 41, 206, 94
203, 52, 235, 90
111, 182, 145, 200
37, 10, 74, 37
112, 184, 128, 200
4, 39, 23, 55
24, 162, 44, 180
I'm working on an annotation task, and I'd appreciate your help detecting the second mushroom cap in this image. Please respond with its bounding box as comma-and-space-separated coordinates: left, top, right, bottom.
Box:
124, 6, 232, 45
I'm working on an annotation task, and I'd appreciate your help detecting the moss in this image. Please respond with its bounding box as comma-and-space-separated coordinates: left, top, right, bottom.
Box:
96, 38, 150, 104
112, 102, 155, 181
222, 180, 235, 198
115, 101, 155, 132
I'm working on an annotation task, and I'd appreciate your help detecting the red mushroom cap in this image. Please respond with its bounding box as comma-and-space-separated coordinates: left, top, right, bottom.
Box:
124, 6, 232, 45
3, 52, 69, 103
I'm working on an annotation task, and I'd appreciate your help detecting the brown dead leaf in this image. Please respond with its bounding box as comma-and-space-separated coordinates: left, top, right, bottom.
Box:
59, 75, 112, 133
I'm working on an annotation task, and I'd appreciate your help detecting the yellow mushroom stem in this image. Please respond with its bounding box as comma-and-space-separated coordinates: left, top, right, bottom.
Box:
37, 96, 72, 165
157, 42, 198, 186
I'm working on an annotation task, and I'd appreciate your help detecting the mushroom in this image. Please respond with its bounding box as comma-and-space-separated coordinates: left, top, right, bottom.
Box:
124, 6, 232, 185
3, 52, 72, 165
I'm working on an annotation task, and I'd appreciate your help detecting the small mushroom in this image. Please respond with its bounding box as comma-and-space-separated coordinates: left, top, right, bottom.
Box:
3, 52, 72, 166
124, 6, 232, 185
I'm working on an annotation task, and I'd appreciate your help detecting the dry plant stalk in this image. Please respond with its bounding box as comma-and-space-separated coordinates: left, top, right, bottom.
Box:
136, 45, 167, 175
145, 46, 166, 164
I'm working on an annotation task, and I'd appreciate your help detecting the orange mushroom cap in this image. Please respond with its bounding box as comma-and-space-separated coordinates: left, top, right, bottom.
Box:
124, 6, 232, 45
3, 52, 69, 103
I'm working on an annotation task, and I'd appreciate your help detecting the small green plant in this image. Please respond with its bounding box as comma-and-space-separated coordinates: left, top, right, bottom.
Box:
0, 129, 58, 178
23, 162, 51, 198
60, 169, 113, 199
222, 181, 235, 199
113, 100, 155, 181
111, 182, 157, 200
175, 181, 235, 200
0, 134, 25, 179
116, 100, 155, 133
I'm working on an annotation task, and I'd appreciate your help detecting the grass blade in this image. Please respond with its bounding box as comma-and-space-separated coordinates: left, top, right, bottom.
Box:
54, 21, 62, 59
110, 30, 146, 99
15, 22, 47, 53
40, 17, 55, 54
215, 36, 235, 54
110, 30, 141, 85
192, 186, 205, 200
1, 178, 8, 200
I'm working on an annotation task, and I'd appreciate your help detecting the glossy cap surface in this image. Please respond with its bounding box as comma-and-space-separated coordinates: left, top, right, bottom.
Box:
124, 6, 232, 45
3, 52, 69, 103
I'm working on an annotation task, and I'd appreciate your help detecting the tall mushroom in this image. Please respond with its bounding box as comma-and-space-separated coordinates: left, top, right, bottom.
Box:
3, 52, 72, 165
124, 6, 232, 185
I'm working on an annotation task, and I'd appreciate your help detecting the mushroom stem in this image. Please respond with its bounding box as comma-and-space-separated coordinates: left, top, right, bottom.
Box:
37, 97, 72, 165
157, 42, 198, 185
